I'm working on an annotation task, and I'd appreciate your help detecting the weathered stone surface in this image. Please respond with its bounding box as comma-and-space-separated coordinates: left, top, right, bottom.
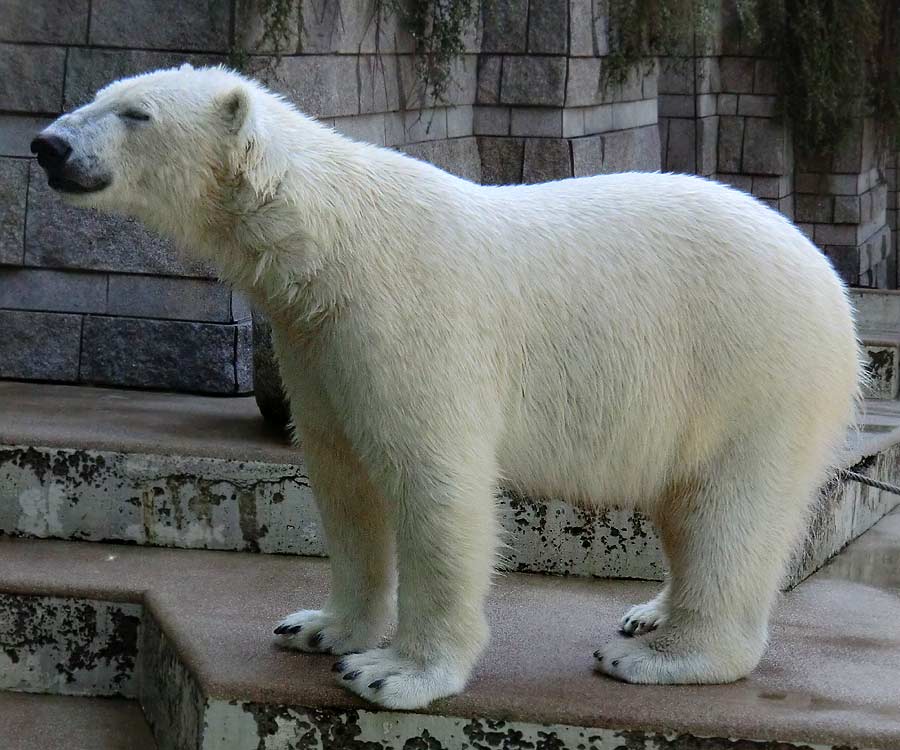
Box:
754, 59, 779, 94
609, 64, 645, 103
815, 223, 856, 246
80, 316, 243, 393
738, 94, 777, 118
108, 275, 238, 322
611, 99, 657, 131
860, 225, 894, 289
528, 0, 568, 54
752, 175, 791, 200
25, 174, 215, 278
658, 59, 694, 95
602, 125, 661, 174
89, 0, 231, 51
481, 0, 528, 53
271, 55, 359, 118
0, 158, 28, 265
476, 54, 502, 104
394, 108, 448, 144
0, 310, 82, 381
717, 93, 737, 115
473, 106, 510, 136
719, 56, 754, 93
824, 246, 859, 285
477, 136, 524, 185
522, 139, 572, 184
0, 0, 89, 44
583, 104, 613, 134
501, 56, 567, 107
563, 108, 586, 137
0, 268, 106, 313
401, 137, 481, 182
0, 114, 54, 157
0, 594, 140, 696
794, 194, 834, 224
232, 0, 302, 54
356, 54, 400, 114
716, 115, 743, 173
331, 113, 386, 145
658, 94, 694, 118
571, 134, 603, 177
863, 344, 900, 399
569, 0, 594, 56
510, 108, 563, 137
447, 105, 474, 138
565, 57, 603, 107
64, 48, 220, 109
698, 115, 718, 176
742, 117, 789, 175
665, 118, 695, 174
0, 43, 66, 113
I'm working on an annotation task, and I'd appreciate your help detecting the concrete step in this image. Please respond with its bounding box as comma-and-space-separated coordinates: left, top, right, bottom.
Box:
1, 512, 899, 749
1, 381, 899, 587
0, 691, 157, 749
851, 289, 900, 399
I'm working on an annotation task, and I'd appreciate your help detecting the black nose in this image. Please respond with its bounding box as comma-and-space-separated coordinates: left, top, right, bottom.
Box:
30, 134, 72, 171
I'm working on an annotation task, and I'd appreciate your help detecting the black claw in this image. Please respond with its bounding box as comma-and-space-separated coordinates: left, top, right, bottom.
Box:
309, 632, 324, 647
287, 624, 303, 634
343, 670, 361, 681
274, 625, 288, 635
368, 679, 385, 690
593, 650, 602, 660
332, 660, 346, 673
611, 660, 620, 667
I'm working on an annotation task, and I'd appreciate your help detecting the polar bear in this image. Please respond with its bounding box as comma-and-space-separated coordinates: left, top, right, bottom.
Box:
32, 65, 861, 710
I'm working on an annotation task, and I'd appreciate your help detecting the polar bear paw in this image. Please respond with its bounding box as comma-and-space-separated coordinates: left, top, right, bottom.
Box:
619, 598, 667, 636
273, 609, 383, 655
332, 647, 467, 709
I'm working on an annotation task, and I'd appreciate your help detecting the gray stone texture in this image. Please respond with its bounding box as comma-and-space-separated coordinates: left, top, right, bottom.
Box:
665, 118, 695, 174
0, 158, 28, 265
357, 55, 400, 114
565, 58, 604, 107
0, 0, 89, 44
474, 106, 510, 136
80, 316, 251, 394
0, 43, 66, 113
742, 117, 789, 175
89, 0, 231, 51
481, 0, 528, 53
0, 268, 106, 314
64, 48, 221, 109
332, 113, 386, 145
794, 194, 834, 224
572, 125, 660, 177
25, 175, 215, 278
478, 136, 524, 185
107, 275, 239, 322
569, 0, 594, 56
476, 54, 502, 104
528, 0, 568, 54
719, 56, 754, 93
717, 116, 744, 173
271, 55, 360, 118
510, 108, 563, 138
0, 114, 54, 158
698, 115, 718, 176
402, 138, 481, 182
522, 139, 572, 184
501, 56, 567, 107
738, 94, 777, 118
0, 310, 82, 381
824, 246, 859, 285
447, 105, 474, 138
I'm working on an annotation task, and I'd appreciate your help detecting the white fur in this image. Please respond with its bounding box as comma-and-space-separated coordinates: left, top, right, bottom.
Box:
39, 66, 863, 708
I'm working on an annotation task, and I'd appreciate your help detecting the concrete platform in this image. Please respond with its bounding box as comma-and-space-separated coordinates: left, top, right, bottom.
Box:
0, 692, 156, 749
1, 510, 899, 749
1, 381, 898, 584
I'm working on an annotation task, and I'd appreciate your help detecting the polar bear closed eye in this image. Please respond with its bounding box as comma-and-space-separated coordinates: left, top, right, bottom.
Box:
33, 65, 862, 710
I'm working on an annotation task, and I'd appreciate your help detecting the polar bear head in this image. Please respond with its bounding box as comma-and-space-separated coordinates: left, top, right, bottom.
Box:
30, 65, 292, 242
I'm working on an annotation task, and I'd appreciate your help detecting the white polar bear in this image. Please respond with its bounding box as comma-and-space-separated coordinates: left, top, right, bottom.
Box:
32, 65, 862, 710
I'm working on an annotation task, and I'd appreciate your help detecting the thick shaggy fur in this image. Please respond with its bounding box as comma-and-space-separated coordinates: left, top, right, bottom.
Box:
37, 65, 862, 709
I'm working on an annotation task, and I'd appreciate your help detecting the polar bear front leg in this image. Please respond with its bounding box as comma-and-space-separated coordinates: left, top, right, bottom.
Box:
333, 451, 499, 709
274, 424, 396, 655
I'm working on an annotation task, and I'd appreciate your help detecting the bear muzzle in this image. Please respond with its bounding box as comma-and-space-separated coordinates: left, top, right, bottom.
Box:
30, 132, 111, 194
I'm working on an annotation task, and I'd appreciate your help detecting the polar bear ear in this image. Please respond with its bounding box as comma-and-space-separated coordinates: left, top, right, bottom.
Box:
218, 86, 282, 200
219, 86, 252, 135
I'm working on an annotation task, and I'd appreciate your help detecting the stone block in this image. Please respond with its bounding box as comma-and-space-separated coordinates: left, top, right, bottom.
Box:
717, 93, 737, 115
717, 116, 743, 173
565, 58, 603, 108
698, 115, 718, 176
501, 56, 567, 107
358, 55, 400, 114
331, 113, 386, 145
25, 174, 215, 278
658, 95, 694, 118
583, 104, 613, 134
695, 57, 720, 94
477, 137, 524, 185
473, 106, 510, 136
862, 344, 899, 399
601, 125, 660, 174
562, 108, 585, 138
859, 226, 893, 289
696, 93, 717, 118
89, 0, 230, 51
510, 108, 563, 138
0, 158, 28, 265
447, 106, 474, 138
611, 99, 656, 131
794, 194, 834, 224
751, 176, 790, 200
0, 43, 66, 113
778, 194, 794, 220
609, 64, 644, 103
0, 114, 54, 158
401, 108, 448, 144
80, 316, 244, 393
591, 0, 610, 56
754, 59, 779, 94
401, 138, 481, 183
236, 322, 254, 393
658, 59, 693, 94
231, 292, 252, 322
522, 139, 572, 184
528, 0, 568, 54
742, 117, 788, 175
232, 0, 302, 54
830, 121, 863, 174
823, 246, 859, 285
569, 0, 594, 56
642, 64, 659, 99
296, 0, 394, 54
0, 268, 106, 313
64, 48, 220, 109
571, 134, 603, 177
0, 0, 89, 44
272, 56, 360, 118
477, 55, 502, 105
719, 57, 754, 93
738, 94, 777, 118
716, 173, 752, 192
665, 118, 695, 174
107, 275, 238, 322
482, 0, 528, 53
815, 224, 857, 246
0, 310, 81, 381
